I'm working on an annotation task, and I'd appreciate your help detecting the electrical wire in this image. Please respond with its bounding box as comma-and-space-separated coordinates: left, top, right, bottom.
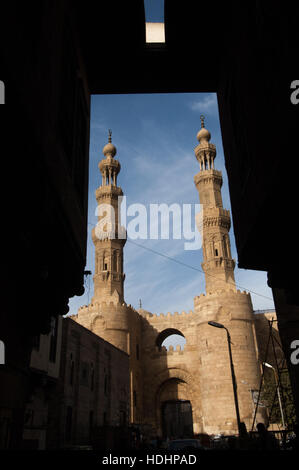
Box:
88, 222, 273, 301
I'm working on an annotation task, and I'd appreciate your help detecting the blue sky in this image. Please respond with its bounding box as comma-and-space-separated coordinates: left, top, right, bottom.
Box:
144, 0, 164, 22
68, 92, 275, 329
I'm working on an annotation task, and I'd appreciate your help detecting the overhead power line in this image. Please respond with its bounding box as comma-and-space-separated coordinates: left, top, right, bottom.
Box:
126, 239, 273, 301
88, 222, 273, 302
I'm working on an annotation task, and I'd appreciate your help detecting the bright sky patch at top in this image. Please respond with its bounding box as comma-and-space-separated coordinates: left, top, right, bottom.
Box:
67, 93, 275, 323
144, 0, 165, 22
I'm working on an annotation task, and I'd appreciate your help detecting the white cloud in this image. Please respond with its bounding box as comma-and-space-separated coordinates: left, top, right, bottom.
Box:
69, 95, 274, 319
91, 122, 107, 131
190, 93, 218, 115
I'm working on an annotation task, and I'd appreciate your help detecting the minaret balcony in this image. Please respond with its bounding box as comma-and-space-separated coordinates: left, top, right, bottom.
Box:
194, 169, 222, 186
202, 209, 231, 230
96, 185, 123, 200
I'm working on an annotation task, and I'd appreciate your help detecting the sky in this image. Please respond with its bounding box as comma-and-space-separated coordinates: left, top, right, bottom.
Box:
67, 92, 275, 340
144, 0, 164, 22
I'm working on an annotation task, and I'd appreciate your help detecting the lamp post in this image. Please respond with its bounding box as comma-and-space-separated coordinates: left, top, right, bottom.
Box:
208, 321, 242, 435
264, 362, 285, 429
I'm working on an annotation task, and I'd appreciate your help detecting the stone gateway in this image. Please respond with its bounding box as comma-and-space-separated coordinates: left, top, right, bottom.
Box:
73, 121, 270, 437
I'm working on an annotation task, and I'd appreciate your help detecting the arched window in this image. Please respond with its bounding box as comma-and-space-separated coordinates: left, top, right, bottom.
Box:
156, 328, 186, 351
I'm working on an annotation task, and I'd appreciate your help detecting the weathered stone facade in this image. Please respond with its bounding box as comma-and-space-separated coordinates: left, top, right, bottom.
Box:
73, 122, 276, 437
22, 316, 63, 449
56, 318, 130, 447
22, 316, 130, 449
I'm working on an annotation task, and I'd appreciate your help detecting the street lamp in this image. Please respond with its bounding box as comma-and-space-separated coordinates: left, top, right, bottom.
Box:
264, 362, 285, 429
208, 321, 242, 435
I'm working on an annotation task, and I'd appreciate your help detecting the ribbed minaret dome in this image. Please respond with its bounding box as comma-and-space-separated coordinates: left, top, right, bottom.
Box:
197, 115, 211, 143
102, 129, 117, 157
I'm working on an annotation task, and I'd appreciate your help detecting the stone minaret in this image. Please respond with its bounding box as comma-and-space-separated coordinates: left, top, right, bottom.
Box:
75, 133, 143, 425
194, 117, 266, 434
194, 115, 236, 294
91, 130, 126, 303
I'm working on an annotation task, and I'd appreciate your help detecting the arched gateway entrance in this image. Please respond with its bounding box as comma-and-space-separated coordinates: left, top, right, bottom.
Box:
141, 322, 203, 437
162, 400, 193, 439
154, 373, 198, 437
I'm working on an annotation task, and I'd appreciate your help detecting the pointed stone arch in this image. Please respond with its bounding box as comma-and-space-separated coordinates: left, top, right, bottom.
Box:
155, 328, 185, 350
153, 367, 194, 390
149, 367, 202, 435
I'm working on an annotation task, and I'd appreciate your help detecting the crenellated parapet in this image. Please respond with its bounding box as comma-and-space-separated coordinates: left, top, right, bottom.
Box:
157, 344, 185, 354
194, 288, 254, 324
146, 310, 195, 323
194, 288, 251, 303
77, 299, 127, 312
76, 298, 141, 328
144, 344, 188, 359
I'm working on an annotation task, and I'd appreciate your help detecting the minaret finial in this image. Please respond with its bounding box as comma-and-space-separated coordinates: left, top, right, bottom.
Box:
200, 114, 205, 128
102, 130, 116, 157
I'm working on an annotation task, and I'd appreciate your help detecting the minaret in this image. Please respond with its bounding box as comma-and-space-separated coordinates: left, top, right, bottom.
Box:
194, 116, 236, 294
91, 131, 126, 303
194, 117, 266, 435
